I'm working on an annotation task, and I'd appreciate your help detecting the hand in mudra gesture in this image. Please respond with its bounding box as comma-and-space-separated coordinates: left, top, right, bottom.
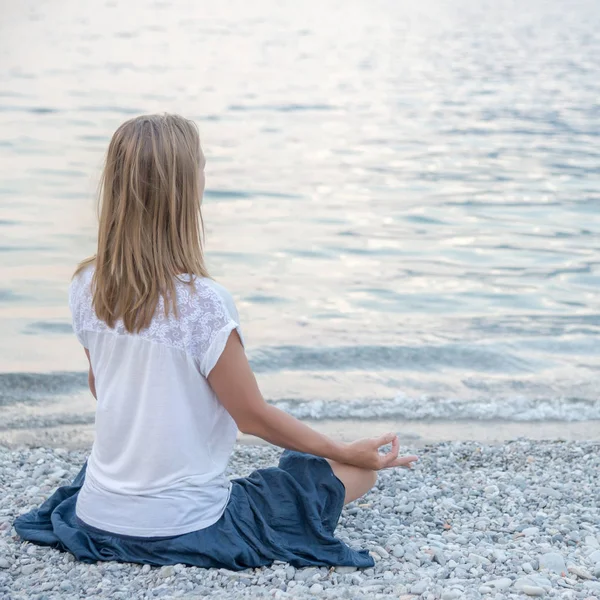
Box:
343, 433, 418, 471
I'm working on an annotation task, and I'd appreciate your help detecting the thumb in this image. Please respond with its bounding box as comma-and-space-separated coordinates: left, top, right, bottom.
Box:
375, 432, 397, 449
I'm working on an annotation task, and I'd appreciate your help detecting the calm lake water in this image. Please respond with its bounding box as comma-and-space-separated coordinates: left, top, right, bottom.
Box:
1, 0, 599, 431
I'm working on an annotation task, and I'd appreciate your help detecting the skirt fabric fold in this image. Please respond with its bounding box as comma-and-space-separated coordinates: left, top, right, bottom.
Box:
14, 450, 374, 570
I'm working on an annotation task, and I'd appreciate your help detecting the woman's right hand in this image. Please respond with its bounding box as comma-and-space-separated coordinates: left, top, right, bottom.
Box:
341, 432, 418, 471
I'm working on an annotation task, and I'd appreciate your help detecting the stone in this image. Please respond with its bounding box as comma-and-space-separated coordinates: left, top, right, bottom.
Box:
587, 549, 600, 563
0, 558, 9, 569
515, 577, 551, 591
584, 581, 600, 592
568, 566, 593, 580
159, 565, 175, 578
294, 567, 319, 582
32, 465, 48, 479
478, 586, 493, 594
285, 566, 295, 580
539, 552, 566, 574
585, 535, 599, 548
468, 553, 491, 566
441, 590, 461, 599
492, 549, 507, 563
523, 562, 534, 573
334, 566, 357, 574
484, 485, 499, 497
309, 583, 323, 594
523, 527, 540, 536
373, 545, 389, 559
141, 564, 151, 574
21, 564, 37, 575
392, 544, 405, 558
396, 502, 415, 514
522, 585, 545, 596
487, 578, 512, 590
538, 486, 562, 499
410, 580, 428, 595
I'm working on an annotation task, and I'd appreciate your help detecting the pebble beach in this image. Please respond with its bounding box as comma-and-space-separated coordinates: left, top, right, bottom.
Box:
2, 440, 599, 600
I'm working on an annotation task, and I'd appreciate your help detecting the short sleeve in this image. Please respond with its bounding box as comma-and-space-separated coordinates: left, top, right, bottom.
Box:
189, 283, 244, 378
68, 275, 88, 347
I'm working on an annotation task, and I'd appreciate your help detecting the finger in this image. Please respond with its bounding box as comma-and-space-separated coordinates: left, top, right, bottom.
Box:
375, 431, 397, 449
381, 435, 400, 467
389, 455, 419, 468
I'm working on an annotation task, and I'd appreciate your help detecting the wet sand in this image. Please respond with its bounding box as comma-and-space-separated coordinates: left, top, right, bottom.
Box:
1, 418, 599, 450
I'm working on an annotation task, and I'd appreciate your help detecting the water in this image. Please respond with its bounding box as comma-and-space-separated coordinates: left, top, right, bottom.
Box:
1, 0, 600, 433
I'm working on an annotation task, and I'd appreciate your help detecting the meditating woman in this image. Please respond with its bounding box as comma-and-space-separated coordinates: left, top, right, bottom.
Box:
15, 114, 417, 569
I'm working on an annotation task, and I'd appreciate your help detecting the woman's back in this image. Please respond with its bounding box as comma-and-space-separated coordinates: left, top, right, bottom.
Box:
70, 266, 243, 537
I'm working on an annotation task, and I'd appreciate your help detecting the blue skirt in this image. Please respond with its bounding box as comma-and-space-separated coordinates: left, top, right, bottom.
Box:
14, 450, 374, 570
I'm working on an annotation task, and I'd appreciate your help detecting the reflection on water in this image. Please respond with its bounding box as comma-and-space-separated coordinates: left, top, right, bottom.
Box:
1, 0, 599, 423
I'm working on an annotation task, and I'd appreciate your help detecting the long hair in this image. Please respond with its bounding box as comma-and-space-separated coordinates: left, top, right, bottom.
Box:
75, 114, 209, 333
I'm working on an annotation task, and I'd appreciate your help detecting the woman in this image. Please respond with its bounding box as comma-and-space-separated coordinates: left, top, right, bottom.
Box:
14, 114, 417, 569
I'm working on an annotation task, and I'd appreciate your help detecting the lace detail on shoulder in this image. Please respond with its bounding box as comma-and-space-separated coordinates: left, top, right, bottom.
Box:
69, 270, 237, 372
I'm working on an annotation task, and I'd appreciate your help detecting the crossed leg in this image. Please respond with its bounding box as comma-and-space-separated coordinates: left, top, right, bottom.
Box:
326, 460, 377, 504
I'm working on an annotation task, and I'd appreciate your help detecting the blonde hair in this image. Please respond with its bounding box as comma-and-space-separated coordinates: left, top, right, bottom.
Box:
75, 113, 209, 333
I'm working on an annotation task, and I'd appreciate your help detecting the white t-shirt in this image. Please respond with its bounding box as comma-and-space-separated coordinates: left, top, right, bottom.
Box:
69, 267, 243, 537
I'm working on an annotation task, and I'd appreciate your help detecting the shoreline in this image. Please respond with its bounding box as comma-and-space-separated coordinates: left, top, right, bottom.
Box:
1, 418, 599, 450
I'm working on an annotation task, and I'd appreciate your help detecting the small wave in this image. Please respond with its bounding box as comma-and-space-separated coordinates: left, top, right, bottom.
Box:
0, 372, 87, 407
2, 371, 598, 422
0, 413, 94, 431
228, 103, 336, 113
0, 289, 27, 303
204, 189, 301, 200
272, 395, 600, 422
250, 344, 540, 374
23, 321, 74, 336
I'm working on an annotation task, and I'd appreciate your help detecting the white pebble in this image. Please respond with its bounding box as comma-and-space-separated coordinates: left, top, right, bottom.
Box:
335, 566, 357, 574
469, 553, 491, 566
159, 565, 174, 578
484, 485, 499, 497
487, 578, 512, 590
410, 580, 428, 595
522, 585, 545, 597
539, 552, 566, 574
568, 565, 593, 580
21, 564, 37, 575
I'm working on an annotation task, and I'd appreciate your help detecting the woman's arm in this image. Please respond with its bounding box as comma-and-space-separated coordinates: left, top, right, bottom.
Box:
84, 348, 97, 400
208, 331, 417, 471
